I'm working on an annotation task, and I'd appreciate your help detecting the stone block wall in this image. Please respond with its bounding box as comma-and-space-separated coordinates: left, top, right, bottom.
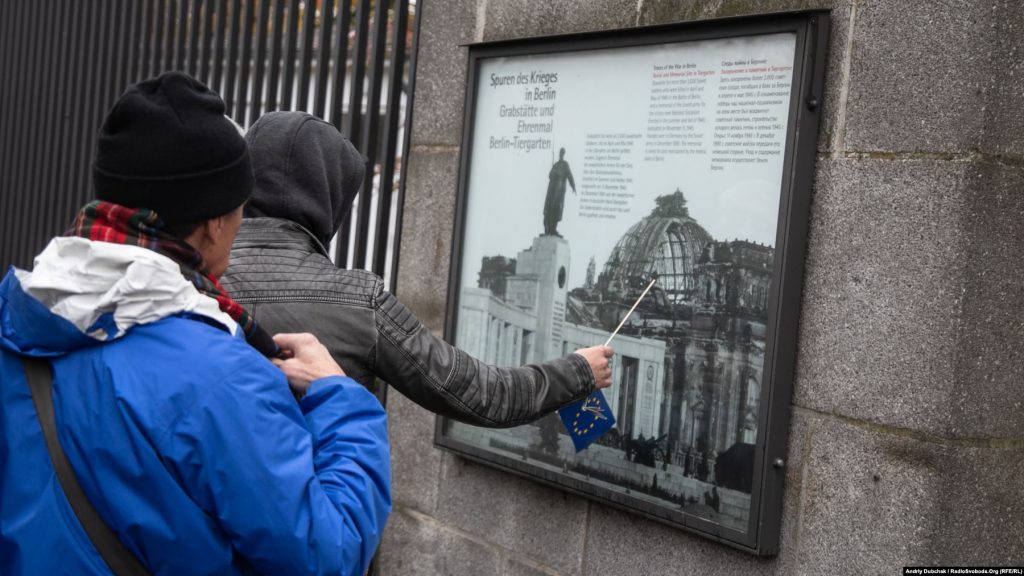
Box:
381, 1, 1024, 573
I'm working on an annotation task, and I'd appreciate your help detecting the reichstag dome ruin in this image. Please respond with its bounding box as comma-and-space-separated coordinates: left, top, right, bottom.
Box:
452, 189, 775, 529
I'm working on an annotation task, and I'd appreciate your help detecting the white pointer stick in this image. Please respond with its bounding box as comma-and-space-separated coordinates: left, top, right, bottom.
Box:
603, 277, 657, 347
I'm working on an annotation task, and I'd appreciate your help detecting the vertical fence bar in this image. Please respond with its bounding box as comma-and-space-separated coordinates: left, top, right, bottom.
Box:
328, 0, 351, 130
12, 0, 37, 260
250, 0, 272, 122
18, 1, 47, 259
313, 0, 335, 118
27, 0, 55, 252
388, 0, 421, 291
266, 0, 286, 111
189, 0, 204, 75
211, 0, 227, 92
200, 0, 216, 81
98, 0, 121, 126
69, 0, 102, 211
174, 0, 188, 71
235, 0, 255, 123
160, 0, 174, 71
280, 0, 300, 110
352, 0, 389, 270
93, 0, 119, 194
4, 2, 32, 263
138, 0, 155, 78
0, 0, 23, 216
167, 0, 179, 71
223, 0, 242, 114
31, 0, 69, 249
55, 0, 85, 224
297, 0, 317, 110
154, 0, 169, 73
0, 1, 15, 264
129, 0, 149, 82
14, 0, 44, 260
49, 0, 77, 247
118, 0, 136, 86
41, 0, 75, 230
145, 0, 158, 76
373, 0, 410, 278
334, 0, 366, 269
67, 0, 94, 211
0, 0, 10, 81
0, 1, 18, 260
7, 0, 30, 218
344, 0, 369, 142
336, 0, 372, 270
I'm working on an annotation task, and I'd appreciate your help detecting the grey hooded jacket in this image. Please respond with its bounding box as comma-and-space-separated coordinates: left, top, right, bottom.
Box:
221, 112, 595, 427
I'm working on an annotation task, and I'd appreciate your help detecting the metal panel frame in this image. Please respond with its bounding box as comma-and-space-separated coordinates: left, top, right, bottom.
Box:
434, 10, 831, 556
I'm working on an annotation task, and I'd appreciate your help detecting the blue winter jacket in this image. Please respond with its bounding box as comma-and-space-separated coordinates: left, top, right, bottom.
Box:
0, 238, 391, 575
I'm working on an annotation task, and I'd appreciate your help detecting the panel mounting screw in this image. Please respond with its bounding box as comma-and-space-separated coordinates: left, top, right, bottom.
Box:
773, 457, 785, 469
807, 98, 820, 110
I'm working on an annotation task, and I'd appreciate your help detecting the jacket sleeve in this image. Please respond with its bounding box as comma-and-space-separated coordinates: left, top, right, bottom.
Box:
372, 282, 596, 428
165, 353, 391, 576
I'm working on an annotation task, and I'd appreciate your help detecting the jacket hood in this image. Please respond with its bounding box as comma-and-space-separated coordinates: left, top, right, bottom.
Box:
0, 237, 235, 357
243, 111, 365, 248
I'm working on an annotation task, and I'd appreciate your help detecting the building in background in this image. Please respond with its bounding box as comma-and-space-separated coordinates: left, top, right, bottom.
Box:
451, 190, 774, 529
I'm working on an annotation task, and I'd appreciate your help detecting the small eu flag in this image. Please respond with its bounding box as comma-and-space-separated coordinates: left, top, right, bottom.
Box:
557, 390, 616, 452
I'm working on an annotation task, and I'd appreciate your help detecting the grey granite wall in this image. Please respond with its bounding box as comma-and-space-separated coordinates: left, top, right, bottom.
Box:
381, 1, 1024, 573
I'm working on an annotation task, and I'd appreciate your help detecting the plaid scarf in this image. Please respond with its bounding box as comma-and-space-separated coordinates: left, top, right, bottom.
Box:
68, 201, 281, 358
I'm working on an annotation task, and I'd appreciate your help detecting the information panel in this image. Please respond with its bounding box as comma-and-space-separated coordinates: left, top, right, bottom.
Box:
436, 12, 829, 555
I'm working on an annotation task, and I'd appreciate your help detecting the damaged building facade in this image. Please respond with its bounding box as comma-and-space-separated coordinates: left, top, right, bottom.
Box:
451, 190, 774, 526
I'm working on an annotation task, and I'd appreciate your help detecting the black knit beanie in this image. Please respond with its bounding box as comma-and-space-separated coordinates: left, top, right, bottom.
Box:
93, 72, 252, 224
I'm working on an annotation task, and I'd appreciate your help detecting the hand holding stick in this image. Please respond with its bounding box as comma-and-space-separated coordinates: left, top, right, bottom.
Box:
574, 345, 614, 389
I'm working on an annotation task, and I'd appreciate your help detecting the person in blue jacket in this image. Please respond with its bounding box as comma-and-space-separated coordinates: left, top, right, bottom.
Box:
0, 72, 391, 575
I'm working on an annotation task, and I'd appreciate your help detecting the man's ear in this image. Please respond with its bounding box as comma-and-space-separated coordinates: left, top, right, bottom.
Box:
201, 218, 219, 241
184, 217, 221, 251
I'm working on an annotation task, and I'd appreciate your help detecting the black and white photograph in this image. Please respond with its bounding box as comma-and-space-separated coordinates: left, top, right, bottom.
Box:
437, 25, 811, 545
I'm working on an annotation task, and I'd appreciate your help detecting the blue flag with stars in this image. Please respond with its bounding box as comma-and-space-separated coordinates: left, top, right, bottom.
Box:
557, 390, 615, 452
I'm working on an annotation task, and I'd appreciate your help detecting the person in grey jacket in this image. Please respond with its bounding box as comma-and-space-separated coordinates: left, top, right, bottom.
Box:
221, 111, 613, 428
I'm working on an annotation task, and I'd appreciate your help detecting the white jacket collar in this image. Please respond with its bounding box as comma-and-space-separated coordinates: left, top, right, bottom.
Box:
15, 237, 237, 341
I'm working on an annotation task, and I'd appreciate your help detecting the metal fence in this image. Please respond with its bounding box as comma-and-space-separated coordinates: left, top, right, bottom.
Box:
0, 0, 420, 287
